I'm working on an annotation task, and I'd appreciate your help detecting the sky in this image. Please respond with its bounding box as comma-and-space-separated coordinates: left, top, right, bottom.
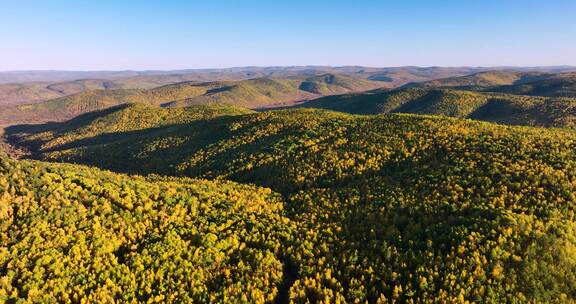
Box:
1, 0, 575, 70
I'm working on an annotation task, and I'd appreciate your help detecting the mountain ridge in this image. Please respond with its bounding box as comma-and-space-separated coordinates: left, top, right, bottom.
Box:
0, 74, 381, 126
302, 87, 576, 128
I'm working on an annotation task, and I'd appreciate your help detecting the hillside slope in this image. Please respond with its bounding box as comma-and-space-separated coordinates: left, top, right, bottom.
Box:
409, 71, 576, 98
366, 66, 494, 86
490, 72, 576, 98
0, 156, 291, 303
3, 67, 574, 107
0, 74, 381, 126
7, 103, 253, 153
0, 82, 64, 106
0, 78, 170, 107
408, 70, 551, 90
6, 108, 576, 302
302, 87, 576, 128
0, 66, 494, 84
0, 67, 393, 107
166, 74, 380, 109
0, 89, 139, 126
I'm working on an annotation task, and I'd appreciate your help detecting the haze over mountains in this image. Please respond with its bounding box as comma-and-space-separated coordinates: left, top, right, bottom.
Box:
3, 65, 575, 106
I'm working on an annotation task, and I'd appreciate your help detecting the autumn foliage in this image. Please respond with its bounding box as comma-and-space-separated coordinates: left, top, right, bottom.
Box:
3, 106, 576, 302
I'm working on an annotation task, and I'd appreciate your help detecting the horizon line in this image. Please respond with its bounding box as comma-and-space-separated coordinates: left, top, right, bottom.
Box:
1, 64, 576, 73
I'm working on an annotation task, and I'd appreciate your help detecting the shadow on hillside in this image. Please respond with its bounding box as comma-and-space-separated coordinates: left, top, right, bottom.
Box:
4, 104, 136, 152
6, 113, 243, 153
6, 104, 133, 135
3, 110, 268, 179
205, 86, 233, 95
469, 98, 519, 121
393, 90, 443, 114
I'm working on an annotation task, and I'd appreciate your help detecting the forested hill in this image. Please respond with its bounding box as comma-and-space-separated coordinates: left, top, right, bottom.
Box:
406, 70, 551, 90
489, 72, 576, 98
302, 87, 576, 128
3, 106, 576, 302
0, 156, 292, 303
164, 74, 381, 109
408, 70, 576, 98
5, 103, 253, 153
0, 74, 380, 126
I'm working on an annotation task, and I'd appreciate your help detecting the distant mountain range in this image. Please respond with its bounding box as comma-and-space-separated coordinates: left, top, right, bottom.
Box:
2, 65, 575, 83
2, 66, 575, 127
2, 66, 574, 107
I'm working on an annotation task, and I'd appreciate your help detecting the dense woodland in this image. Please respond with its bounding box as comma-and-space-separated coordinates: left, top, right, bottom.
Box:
302, 87, 576, 128
0, 157, 292, 303
3, 69, 576, 302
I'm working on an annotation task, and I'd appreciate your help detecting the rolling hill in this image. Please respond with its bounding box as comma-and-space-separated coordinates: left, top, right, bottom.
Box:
356, 66, 576, 88
166, 74, 381, 108
0, 66, 521, 107
4, 107, 576, 302
0, 66, 494, 84
0, 156, 292, 303
7, 103, 253, 153
407, 70, 552, 90
409, 70, 576, 98
0, 89, 139, 126
3, 66, 574, 107
0, 77, 206, 107
0, 82, 64, 106
365, 66, 494, 86
0, 79, 144, 107
302, 87, 576, 128
0, 74, 381, 126
489, 72, 576, 98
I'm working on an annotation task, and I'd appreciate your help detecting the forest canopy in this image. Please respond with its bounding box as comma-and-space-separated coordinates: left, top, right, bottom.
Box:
3, 106, 576, 302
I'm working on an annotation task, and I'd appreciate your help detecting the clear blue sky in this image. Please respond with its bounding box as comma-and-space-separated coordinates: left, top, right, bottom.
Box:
1, 0, 575, 70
